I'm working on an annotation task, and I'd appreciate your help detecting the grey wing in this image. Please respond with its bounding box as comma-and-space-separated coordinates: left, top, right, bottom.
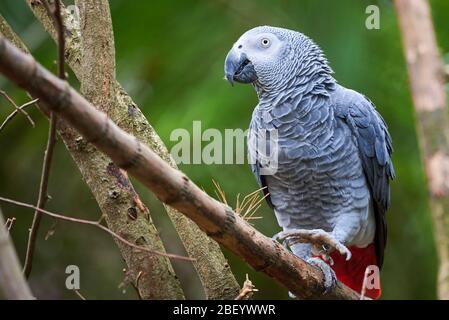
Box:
336, 93, 395, 268
249, 116, 274, 209
250, 161, 274, 209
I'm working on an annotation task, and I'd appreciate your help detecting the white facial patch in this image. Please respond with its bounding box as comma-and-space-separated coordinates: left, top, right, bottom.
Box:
234, 32, 283, 66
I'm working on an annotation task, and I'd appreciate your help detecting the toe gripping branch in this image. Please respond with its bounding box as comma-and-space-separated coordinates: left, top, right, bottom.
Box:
273, 229, 353, 294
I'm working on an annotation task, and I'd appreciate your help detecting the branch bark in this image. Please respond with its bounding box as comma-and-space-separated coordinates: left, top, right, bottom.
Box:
26, 0, 239, 299
395, 0, 449, 299
0, 37, 360, 299
0, 13, 184, 300
0, 207, 34, 300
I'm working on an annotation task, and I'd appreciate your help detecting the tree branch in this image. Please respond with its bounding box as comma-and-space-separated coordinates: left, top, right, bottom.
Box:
0, 90, 35, 128
235, 274, 258, 300
23, 109, 57, 278
0, 98, 38, 132
27, 0, 240, 299
0, 13, 184, 299
0, 207, 34, 300
72, 0, 187, 298
395, 0, 449, 299
0, 37, 359, 299
0, 196, 194, 262
23, 0, 61, 279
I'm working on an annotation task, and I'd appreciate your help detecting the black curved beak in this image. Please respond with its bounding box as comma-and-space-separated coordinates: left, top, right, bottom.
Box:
224, 49, 258, 86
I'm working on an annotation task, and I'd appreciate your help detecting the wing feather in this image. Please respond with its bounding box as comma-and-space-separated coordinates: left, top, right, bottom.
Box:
337, 94, 395, 268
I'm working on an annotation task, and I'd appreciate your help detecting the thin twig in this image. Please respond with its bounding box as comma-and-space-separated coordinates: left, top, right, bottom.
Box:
44, 220, 57, 241
0, 90, 35, 128
0, 99, 39, 132
23, 0, 63, 278
135, 271, 144, 300
5, 217, 16, 232
235, 274, 258, 300
23, 113, 58, 277
0, 196, 194, 262
73, 289, 86, 300
54, 0, 65, 80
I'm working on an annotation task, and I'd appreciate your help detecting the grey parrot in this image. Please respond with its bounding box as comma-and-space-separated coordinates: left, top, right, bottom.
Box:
224, 26, 394, 299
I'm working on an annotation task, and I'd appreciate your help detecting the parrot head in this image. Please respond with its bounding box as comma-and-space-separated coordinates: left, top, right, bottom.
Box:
224, 26, 332, 93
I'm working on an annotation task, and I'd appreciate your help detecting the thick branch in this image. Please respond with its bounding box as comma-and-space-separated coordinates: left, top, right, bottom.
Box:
0, 15, 183, 299
27, 0, 239, 299
73, 1, 185, 298
75, 0, 116, 108
395, 0, 449, 299
0, 208, 34, 300
0, 37, 359, 299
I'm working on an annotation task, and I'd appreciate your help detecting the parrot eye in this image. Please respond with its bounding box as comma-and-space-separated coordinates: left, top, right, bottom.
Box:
261, 38, 271, 48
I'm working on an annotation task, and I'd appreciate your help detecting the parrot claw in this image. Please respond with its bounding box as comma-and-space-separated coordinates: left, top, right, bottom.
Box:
273, 229, 352, 261
271, 231, 285, 242
306, 257, 337, 293
272, 231, 290, 247
311, 245, 335, 265
287, 257, 337, 298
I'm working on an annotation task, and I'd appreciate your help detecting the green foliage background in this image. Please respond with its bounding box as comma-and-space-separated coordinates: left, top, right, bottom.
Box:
1, 0, 448, 299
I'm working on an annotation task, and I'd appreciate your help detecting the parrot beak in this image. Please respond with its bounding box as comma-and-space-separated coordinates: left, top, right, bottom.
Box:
224, 49, 258, 86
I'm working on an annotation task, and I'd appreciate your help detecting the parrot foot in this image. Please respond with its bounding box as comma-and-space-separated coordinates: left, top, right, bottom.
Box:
272, 231, 290, 248
272, 229, 352, 261
286, 257, 337, 298
306, 257, 337, 293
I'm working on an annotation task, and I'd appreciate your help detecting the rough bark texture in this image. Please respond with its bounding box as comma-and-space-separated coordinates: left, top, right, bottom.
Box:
0, 13, 184, 300
0, 208, 34, 300
75, 0, 186, 299
0, 38, 360, 299
395, 0, 449, 299
27, 0, 239, 299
